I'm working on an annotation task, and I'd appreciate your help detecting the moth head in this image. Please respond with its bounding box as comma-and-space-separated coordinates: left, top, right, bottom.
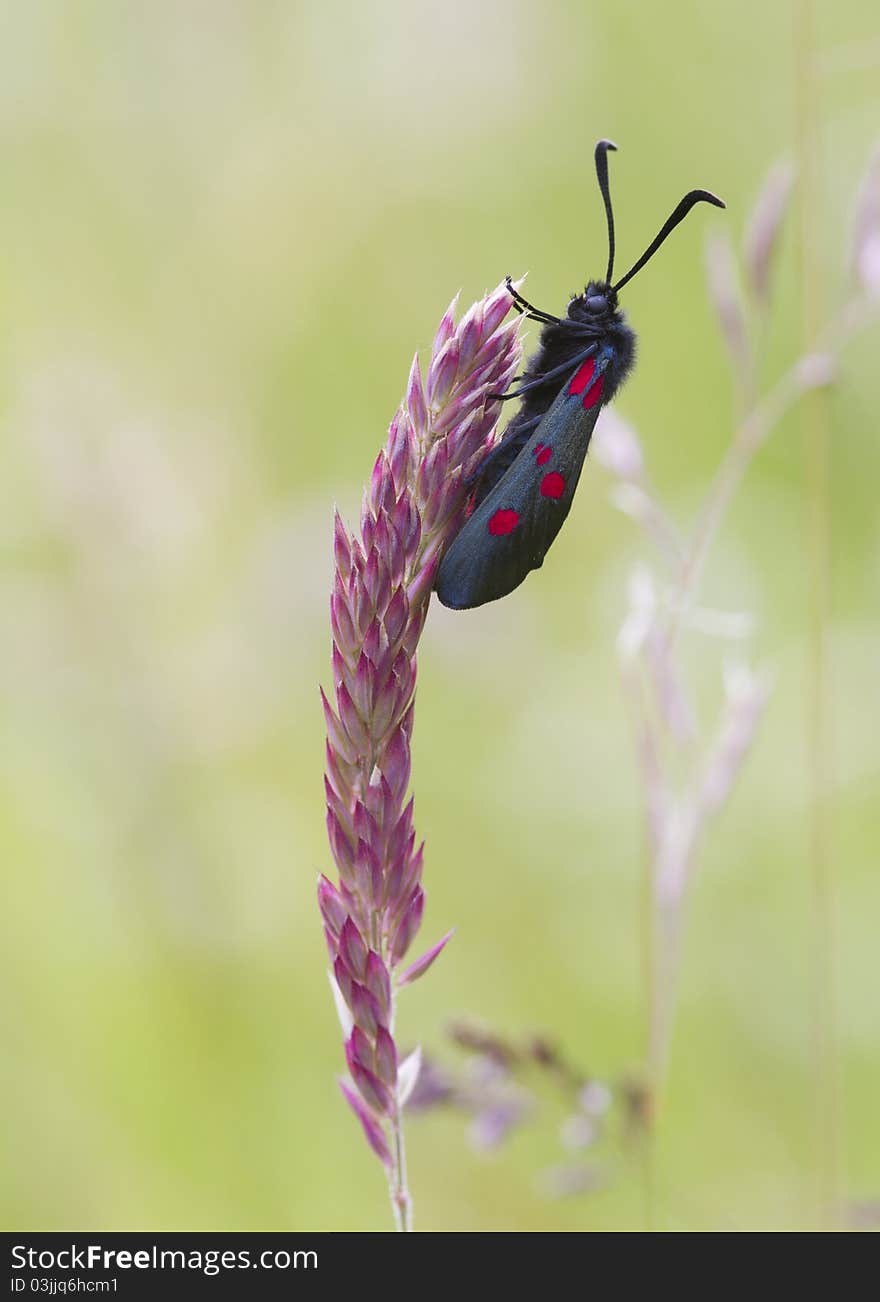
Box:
581, 280, 618, 316
572, 278, 619, 327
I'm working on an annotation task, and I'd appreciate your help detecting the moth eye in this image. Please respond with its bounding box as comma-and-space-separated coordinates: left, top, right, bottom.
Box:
585, 294, 607, 311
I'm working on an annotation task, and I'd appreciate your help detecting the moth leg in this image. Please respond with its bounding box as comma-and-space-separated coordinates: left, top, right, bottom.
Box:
504, 276, 561, 325
489, 343, 598, 401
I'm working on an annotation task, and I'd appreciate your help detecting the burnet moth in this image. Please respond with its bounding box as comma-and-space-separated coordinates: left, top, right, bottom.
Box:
435, 140, 725, 610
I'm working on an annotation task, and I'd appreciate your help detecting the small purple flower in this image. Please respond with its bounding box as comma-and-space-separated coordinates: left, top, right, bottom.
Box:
698, 662, 772, 818
559, 1113, 598, 1151
398, 928, 456, 988
592, 408, 645, 483
742, 160, 794, 306
705, 230, 750, 375
579, 1080, 613, 1117
469, 1097, 531, 1152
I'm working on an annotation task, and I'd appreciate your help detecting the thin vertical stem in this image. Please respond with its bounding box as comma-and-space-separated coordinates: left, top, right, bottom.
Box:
639, 799, 657, 1232
626, 663, 662, 1231
388, 1105, 412, 1232
386, 987, 412, 1231
794, 0, 841, 1232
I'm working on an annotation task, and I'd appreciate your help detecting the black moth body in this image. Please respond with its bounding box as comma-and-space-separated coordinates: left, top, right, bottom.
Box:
468, 281, 636, 512
435, 140, 724, 611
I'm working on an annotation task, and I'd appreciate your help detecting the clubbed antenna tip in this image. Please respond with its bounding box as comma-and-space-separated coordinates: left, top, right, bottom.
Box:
613, 189, 726, 294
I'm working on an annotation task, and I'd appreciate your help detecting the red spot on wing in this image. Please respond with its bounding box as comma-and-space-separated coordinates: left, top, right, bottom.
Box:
536, 445, 552, 465
488, 508, 520, 535
582, 374, 604, 409
540, 472, 566, 499
569, 358, 596, 395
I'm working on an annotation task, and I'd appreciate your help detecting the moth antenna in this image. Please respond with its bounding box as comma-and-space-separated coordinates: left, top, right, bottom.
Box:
612, 189, 726, 293
594, 139, 618, 286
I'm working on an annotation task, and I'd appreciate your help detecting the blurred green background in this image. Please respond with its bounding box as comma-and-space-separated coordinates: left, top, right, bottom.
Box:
2, 1, 878, 1232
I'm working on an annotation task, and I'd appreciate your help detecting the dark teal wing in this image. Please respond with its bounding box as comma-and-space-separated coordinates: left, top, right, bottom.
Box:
435, 377, 605, 609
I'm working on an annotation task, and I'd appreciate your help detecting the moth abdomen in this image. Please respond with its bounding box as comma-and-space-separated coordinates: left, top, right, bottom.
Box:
436, 351, 611, 610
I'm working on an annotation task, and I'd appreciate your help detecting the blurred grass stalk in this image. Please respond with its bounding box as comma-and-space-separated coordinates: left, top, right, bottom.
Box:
595, 119, 880, 1227
795, 0, 838, 1231
320, 285, 521, 1229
